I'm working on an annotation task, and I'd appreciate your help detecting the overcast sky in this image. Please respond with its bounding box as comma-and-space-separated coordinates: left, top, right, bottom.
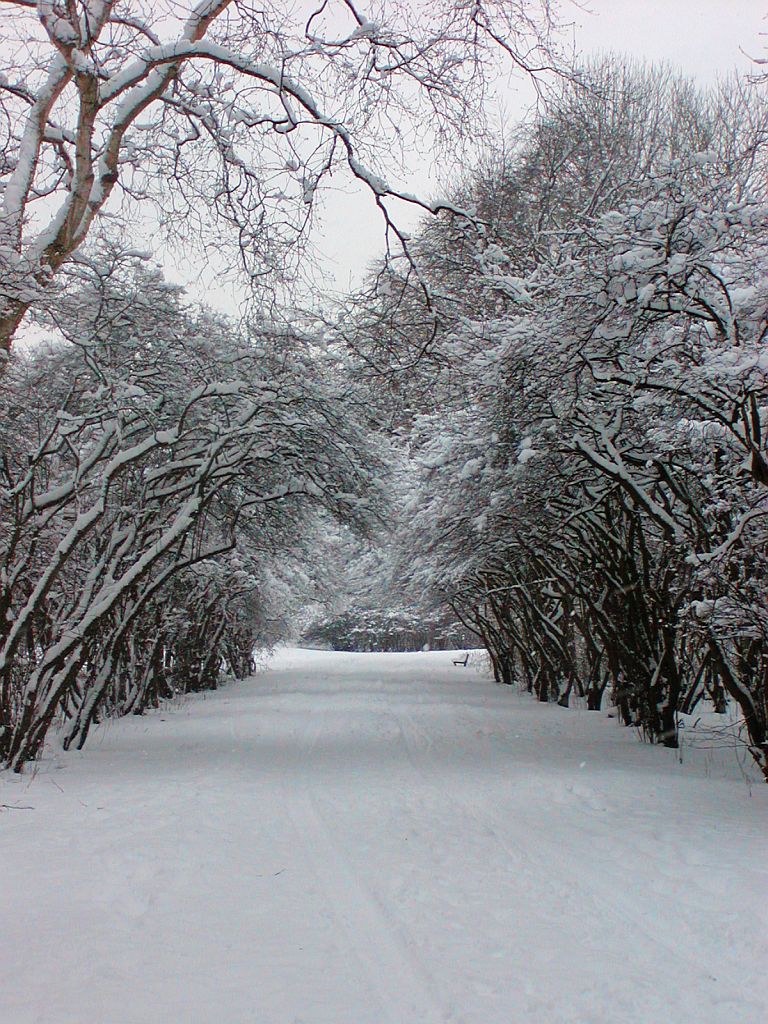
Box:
166, 1, 767, 310
572, 0, 763, 80
308, 0, 767, 296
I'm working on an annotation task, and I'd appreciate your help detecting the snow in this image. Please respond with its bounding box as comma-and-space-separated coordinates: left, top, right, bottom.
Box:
1, 647, 766, 1024
351, 20, 380, 40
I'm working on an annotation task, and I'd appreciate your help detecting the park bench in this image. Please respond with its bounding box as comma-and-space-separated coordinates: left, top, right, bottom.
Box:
453, 652, 470, 666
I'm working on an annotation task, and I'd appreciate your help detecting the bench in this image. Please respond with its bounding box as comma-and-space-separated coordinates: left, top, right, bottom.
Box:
453, 653, 469, 667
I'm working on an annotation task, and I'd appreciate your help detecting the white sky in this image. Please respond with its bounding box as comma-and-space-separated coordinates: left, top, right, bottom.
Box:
572, 0, 764, 79
308, 0, 767, 296
159, 0, 767, 311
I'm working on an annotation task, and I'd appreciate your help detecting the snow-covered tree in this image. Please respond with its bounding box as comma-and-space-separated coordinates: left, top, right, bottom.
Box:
0, 256, 384, 768
384, 64, 768, 775
0, 0, 564, 362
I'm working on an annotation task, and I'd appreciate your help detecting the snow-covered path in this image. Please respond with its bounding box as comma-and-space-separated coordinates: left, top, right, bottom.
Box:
2, 648, 766, 1024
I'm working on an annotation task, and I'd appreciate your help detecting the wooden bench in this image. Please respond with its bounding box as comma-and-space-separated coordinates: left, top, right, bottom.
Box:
453, 653, 469, 666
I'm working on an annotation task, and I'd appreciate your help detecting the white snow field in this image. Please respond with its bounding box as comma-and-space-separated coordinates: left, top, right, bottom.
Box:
1, 648, 767, 1024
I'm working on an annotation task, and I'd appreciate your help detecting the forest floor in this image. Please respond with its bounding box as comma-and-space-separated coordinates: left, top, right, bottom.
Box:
1, 647, 767, 1024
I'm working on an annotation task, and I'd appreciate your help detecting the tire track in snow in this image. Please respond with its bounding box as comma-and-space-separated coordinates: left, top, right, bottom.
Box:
282, 709, 449, 1024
